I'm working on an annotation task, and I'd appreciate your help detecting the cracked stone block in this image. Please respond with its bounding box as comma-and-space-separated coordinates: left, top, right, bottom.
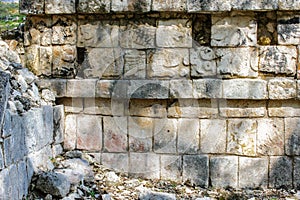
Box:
128, 80, 169, 99
294, 157, 300, 189
268, 78, 297, 99
279, 0, 300, 9
170, 80, 193, 98
154, 119, 177, 153
39, 46, 52, 76
211, 14, 257, 47
153, 0, 186, 11
52, 16, 77, 45
268, 100, 300, 117
124, 50, 146, 79
210, 156, 238, 188
257, 119, 284, 155
84, 98, 112, 115
52, 45, 76, 78
220, 100, 266, 117
45, 0, 75, 14
187, 0, 231, 12
216, 48, 258, 78
77, 115, 102, 151
259, 46, 297, 75
183, 155, 209, 187
103, 117, 127, 152
227, 119, 257, 156
129, 117, 153, 152
157, 19, 192, 48
161, 155, 182, 182
78, 0, 110, 13
232, 0, 278, 10
200, 119, 226, 154
269, 156, 293, 188
223, 79, 268, 99
129, 153, 160, 179
278, 13, 300, 44
285, 118, 300, 155
66, 79, 96, 98
102, 153, 128, 172
239, 157, 268, 188
193, 79, 222, 99
64, 114, 77, 150
20, 0, 44, 14
178, 119, 199, 153
78, 19, 119, 47
129, 99, 167, 118
112, 0, 151, 12
191, 46, 217, 77
148, 49, 189, 78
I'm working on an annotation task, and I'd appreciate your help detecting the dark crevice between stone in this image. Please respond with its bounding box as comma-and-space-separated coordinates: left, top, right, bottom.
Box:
257, 11, 278, 45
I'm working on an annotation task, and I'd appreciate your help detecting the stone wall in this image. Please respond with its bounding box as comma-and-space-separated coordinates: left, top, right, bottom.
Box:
21, 0, 300, 189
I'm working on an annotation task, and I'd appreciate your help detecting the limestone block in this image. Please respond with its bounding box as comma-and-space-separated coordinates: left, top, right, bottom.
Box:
129, 117, 153, 152
103, 117, 127, 152
268, 100, 300, 117
120, 20, 156, 49
77, 115, 102, 151
223, 79, 268, 99
200, 119, 227, 154
210, 156, 238, 188
17, 160, 29, 199
78, 20, 119, 47
268, 78, 296, 99
239, 157, 268, 188
128, 80, 169, 99
0, 168, 10, 199
211, 14, 257, 47
259, 46, 297, 75
53, 105, 64, 144
278, 13, 300, 44
124, 50, 146, 79
78, 0, 110, 13
156, 20, 192, 48
154, 119, 177, 153
39, 46, 52, 77
58, 98, 83, 113
216, 48, 258, 78
269, 156, 293, 188
129, 99, 167, 118
187, 0, 231, 12
170, 80, 193, 98
0, 72, 9, 127
83, 98, 112, 115
168, 99, 218, 118
153, 0, 186, 11
24, 17, 52, 46
257, 119, 284, 155
64, 114, 77, 150
220, 100, 266, 118
227, 119, 257, 156
112, 0, 151, 12
161, 155, 182, 182
8, 165, 19, 200
102, 153, 129, 172
193, 79, 222, 98
20, 0, 44, 14
178, 119, 199, 153
183, 155, 209, 187
129, 153, 160, 179
52, 16, 77, 45
294, 157, 300, 189
45, 0, 75, 14
279, 0, 300, 9
191, 46, 217, 77
96, 80, 127, 99
25, 45, 40, 76
232, 0, 278, 10
28, 146, 55, 172
148, 49, 190, 78
84, 48, 124, 78
52, 45, 76, 78
0, 147, 3, 170
285, 118, 300, 155
66, 79, 96, 98
36, 79, 67, 97
43, 106, 54, 139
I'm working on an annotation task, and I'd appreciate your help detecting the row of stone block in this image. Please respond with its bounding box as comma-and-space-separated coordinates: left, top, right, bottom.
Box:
20, 0, 300, 14
64, 114, 300, 156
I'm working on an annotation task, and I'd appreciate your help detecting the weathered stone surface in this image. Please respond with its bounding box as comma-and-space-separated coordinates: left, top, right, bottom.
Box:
139, 189, 176, 200
227, 119, 256, 156
103, 117, 127, 152
153, 0, 186, 11
112, 0, 151, 12
187, 0, 231, 12
257, 119, 284, 155
161, 155, 182, 182
191, 46, 217, 77
18, 160, 29, 199
45, 0, 75, 14
52, 45, 76, 78
0, 168, 10, 199
210, 156, 238, 188
64, 114, 77, 150
223, 79, 267, 99
66, 79, 96, 97
38, 46, 52, 76
129, 99, 167, 118
200, 119, 226, 154
294, 157, 300, 189
102, 153, 129, 172
268, 78, 297, 99
28, 146, 55, 172
52, 144, 63, 157
25, 45, 40, 76
124, 50, 146, 79
148, 49, 189, 78
8, 164, 19, 200
211, 14, 257, 47
279, 0, 300, 9
0, 71, 10, 127
285, 118, 300, 155
77, 115, 102, 151
128, 80, 169, 99
20, 0, 44, 14
52, 16, 77, 45
259, 46, 297, 75
58, 98, 83, 113
96, 80, 127, 98
36, 79, 67, 97
78, 20, 119, 47
178, 119, 199, 153
183, 155, 209, 187
129, 153, 160, 179
220, 100, 266, 117
193, 79, 222, 98
0, 147, 3, 170
232, 0, 278, 10
192, 15, 211, 46
78, 0, 110, 13
154, 119, 177, 153
239, 157, 268, 188
157, 20, 192, 48
269, 156, 293, 188
170, 80, 193, 98
269, 100, 300, 117
2, 110, 11, 138
129, 117, 153, 152
278, 13, 300, 44
83, 98, 112, 115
